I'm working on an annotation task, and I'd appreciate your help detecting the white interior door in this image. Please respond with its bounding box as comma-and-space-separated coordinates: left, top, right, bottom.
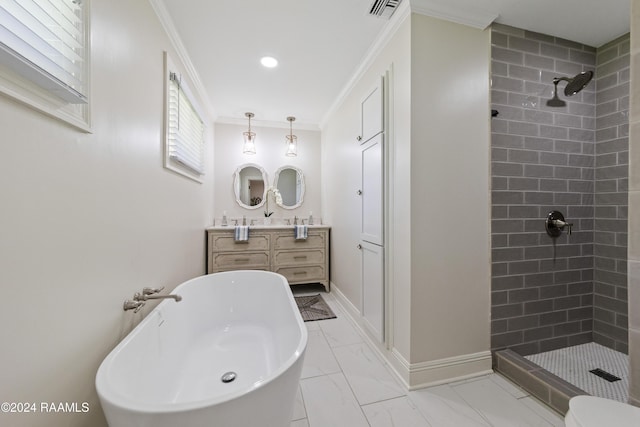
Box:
361, 240, 384, 342
361, 133, 383, 245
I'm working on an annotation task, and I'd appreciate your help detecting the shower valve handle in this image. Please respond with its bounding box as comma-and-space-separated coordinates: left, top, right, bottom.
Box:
545, 211, 573, 237
553, 219, 573, 235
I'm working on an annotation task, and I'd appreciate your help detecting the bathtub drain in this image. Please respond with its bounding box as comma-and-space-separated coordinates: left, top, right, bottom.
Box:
221, 371, 237, 383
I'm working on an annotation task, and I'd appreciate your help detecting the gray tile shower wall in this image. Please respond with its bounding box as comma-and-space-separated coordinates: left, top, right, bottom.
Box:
491, 25, 631, 356
594, 34, 630, 353
491, 24, 596, 355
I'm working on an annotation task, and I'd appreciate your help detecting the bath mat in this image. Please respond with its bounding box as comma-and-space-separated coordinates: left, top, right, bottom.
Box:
294, 294, 336, 322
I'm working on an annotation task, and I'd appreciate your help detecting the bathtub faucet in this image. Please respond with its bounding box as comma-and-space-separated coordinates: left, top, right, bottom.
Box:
133, 291, 182, 302
123, 287, 181, 313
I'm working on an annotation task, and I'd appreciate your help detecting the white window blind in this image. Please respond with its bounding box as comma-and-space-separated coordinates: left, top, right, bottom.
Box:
0, 0, 87, 104
167, 71, 205, 176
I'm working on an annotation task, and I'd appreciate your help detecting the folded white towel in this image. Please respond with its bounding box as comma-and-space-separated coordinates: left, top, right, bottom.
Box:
294, 225, 308, 240
234, 225, 249, 242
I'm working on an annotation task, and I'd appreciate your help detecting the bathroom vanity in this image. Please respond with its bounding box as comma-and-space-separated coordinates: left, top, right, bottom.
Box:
206, 225, 330, 291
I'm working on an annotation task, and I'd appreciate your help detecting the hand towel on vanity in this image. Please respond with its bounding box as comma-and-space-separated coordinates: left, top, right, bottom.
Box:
294, 224, 308, 241
234, 225, 249, 242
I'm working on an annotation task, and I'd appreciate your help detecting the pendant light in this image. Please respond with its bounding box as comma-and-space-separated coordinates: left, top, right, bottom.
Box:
285, 116, 297, 157
242, 112, 256, 154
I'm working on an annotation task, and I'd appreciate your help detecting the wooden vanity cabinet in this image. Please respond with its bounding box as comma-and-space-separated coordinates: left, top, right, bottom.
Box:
206, 226, 330, 291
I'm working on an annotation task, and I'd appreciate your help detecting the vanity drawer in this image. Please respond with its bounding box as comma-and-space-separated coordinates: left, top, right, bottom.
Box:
208, 232, 270, 252
273, 232, 326, 250
274, 265, 326, 284
209, 251, 269, 270
206, 226, 330, 290
273, 249, 324, 266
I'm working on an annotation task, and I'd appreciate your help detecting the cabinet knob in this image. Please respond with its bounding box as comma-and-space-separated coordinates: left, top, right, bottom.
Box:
357, 136, 362, 141
357, 244, 362, 250
357, 189, 362, 195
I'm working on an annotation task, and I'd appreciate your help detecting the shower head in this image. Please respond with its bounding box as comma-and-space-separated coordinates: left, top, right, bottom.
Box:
546, 70, 593, 107
562, 71, 594, 96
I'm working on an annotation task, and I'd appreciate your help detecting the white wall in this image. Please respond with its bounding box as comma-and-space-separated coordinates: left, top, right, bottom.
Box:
409, 14, 491, 365
0, 1, 213, 426
322, 15, 413, 366
322, 11, 491, 387
213, 123, 321, 224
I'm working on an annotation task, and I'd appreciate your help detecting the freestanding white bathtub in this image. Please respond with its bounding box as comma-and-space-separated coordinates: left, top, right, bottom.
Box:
96, 270, 307, 427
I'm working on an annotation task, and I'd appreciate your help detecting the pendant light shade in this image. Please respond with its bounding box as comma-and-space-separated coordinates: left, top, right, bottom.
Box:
243, 112, 256, 154
285, 116, 297, 157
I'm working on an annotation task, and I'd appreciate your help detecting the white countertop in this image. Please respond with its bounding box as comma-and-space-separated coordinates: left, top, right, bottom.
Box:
206, 224, 330, 231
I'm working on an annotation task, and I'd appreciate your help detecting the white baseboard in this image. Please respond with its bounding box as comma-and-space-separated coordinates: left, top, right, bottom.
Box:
330, 281, 493, 390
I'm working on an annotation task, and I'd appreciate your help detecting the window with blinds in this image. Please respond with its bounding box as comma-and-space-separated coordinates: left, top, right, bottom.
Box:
164, 53, 206, 182
0, 0, 88, 104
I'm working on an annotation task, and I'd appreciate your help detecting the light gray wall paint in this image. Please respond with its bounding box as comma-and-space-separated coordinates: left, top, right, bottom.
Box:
409, 13, 491, 363
321, 16, 413, 363
0, 1, 214, 426
213, 123, 321, 222
323, 13, 491, 386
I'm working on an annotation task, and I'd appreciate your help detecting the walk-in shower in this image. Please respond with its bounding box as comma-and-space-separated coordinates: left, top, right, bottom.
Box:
547, 71, 594, 107
490, 24, 630, 414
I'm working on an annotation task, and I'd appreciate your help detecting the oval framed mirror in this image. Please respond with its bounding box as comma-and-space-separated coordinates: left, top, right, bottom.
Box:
274, 165, 304, 209
233, 163, 268, 209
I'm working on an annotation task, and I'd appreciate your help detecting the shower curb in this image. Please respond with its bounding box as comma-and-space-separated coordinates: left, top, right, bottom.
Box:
493, 349, 588, 415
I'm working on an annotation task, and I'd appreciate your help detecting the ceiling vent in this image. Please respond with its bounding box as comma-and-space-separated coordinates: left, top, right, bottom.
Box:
368, 0, 402, 19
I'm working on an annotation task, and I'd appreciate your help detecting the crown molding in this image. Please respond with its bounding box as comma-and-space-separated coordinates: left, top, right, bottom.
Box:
148, 0, 217, 121
319, 0, 497, 129
319, 0, 411, 129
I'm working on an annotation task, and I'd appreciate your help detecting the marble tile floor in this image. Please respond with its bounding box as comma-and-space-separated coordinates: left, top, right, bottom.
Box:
291, 286, 565, 427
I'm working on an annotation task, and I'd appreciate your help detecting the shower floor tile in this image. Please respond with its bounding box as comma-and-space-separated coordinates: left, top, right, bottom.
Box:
525, 342, 628, 402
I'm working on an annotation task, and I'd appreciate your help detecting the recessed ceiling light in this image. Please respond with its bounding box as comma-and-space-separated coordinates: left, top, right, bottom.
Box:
260, 56, 278, 68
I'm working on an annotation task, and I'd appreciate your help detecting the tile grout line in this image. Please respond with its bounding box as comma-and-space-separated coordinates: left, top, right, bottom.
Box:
320, 328, 374, 425
312, 292, 405, 426
447, 382, 497, 427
